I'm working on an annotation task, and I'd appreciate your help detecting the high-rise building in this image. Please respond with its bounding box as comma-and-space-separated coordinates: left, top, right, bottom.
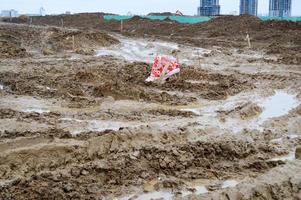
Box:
1, 9, 18, 17
240, 0, 258, 16
198, 0, 220, 16
39, 7, 46, 16
269, 0, 292, 17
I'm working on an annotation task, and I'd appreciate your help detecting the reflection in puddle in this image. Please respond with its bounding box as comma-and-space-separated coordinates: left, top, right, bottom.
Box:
22, 108, 50, 114
195, 185, 209, 194
287, 134, 299, 139
181, 108, 202, 115
119, 191, 173, 200
259, 91, 299, 122
118, 179, 241, 200
181, 185, 209, 198
221, 180, 239, 189
179, 90, 300, 134
59, 118, 141, 135
96, 35, 208, 64
89, 120, 125, 131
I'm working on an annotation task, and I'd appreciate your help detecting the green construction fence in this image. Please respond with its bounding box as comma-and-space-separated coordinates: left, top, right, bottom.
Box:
103, 15, 301, 24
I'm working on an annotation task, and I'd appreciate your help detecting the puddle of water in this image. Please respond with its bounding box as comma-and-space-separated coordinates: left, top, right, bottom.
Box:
59, 118, 142, 135
221, 180, 239, 189
22, 108, 50, 114
195, 185, 209, 194
88, 120, 125, 132
259, 91, 299, 122
96, 35, 208, 64
0, 96, 55, 114
270, 151, 296, 162
178, 90, 300, 134
287, 134, 299, 139
119, 191, 173, 200
181, 108, 202, 116
181, 185, 209, 197
119, 179, 240, 200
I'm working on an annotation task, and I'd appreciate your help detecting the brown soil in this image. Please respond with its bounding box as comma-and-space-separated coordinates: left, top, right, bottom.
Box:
0, 23, 119, 56
0, 16, 300, 200
0, 34, 27, 58
0, 57, 251, 107
6, 14, 301, 64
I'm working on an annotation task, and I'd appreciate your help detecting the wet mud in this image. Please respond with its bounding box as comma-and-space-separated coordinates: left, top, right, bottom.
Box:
0, 18, 301, 200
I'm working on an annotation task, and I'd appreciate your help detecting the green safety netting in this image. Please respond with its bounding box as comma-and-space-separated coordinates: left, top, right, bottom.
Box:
259, 16, 301, 22
104, 15, 301, 24
103, 15, 211, 24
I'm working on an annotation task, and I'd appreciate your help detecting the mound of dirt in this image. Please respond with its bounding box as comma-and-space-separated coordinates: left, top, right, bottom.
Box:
48, 29, 119, 53
0, 34, 27, 58
0, 23, 119, 56
201, 14, 262, 35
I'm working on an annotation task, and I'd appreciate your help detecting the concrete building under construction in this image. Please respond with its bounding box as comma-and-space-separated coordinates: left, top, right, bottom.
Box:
269, 0, 292, 17
198, 0, 220, 16
240, 0, 258, 16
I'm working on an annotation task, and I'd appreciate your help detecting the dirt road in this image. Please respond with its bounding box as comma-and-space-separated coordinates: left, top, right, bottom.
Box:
0, 16, 301, 200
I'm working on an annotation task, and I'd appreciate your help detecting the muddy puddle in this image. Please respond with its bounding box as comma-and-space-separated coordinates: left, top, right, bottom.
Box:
59, 118, 142, 135
1, 88, 299, 136
96, 35, 210, 64
180, 90, 300, 134
118, 179, 240, 200
258, 90, 299, 122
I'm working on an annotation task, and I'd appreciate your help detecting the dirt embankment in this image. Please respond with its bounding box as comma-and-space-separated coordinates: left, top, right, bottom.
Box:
0, 23, 119, 57
6, 14, 301, 64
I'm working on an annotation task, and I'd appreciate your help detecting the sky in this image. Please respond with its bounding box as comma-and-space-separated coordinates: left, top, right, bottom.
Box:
0, 0, 300, 16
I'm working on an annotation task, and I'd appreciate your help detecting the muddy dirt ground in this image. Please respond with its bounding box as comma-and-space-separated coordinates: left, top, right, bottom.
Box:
0, 15, 301, 200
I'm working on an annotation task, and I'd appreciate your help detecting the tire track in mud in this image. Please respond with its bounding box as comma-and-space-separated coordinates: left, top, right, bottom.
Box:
0, 129, 288, 199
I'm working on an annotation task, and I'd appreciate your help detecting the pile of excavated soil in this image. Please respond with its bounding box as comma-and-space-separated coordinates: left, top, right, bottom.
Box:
199, 15, 263, 36
0, 34, 27, 58
46, 28, 119, 54
6, 14, 301, 63
0, 23, 119, 56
